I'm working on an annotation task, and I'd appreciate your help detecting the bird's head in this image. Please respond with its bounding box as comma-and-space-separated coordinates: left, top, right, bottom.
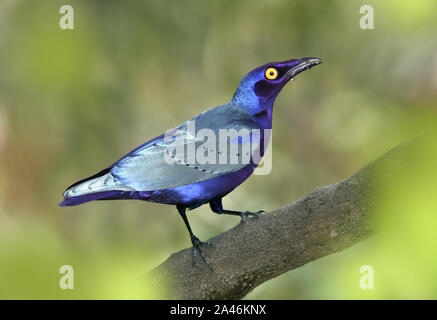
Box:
232, 57, 322, 113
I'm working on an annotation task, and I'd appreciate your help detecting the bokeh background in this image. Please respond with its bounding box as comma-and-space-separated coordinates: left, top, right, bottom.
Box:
0, 0, 436, 299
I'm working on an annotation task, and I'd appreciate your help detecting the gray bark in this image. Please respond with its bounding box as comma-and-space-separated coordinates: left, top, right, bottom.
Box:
147, 141, 410, 299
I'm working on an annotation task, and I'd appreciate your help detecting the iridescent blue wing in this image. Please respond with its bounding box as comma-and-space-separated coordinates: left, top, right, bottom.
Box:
111, 103, 262, 191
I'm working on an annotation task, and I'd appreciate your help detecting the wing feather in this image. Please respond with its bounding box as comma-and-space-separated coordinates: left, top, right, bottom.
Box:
111, 104, 261, 191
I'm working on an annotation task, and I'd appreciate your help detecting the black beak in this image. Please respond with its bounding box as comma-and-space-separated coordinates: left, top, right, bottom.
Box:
287, 57, 322, 79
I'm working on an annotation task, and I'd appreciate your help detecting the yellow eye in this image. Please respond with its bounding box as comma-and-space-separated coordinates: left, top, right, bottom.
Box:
265, 67, 278, 80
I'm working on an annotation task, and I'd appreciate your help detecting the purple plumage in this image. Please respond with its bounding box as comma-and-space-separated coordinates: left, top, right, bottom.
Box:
59, 57, 322, 269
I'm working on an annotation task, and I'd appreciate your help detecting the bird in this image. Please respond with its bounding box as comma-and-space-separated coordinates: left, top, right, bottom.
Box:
59, 57, 322, 270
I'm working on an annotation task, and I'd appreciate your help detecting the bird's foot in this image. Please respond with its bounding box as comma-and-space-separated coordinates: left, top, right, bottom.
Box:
191, 235, 214, 271
240, 210, 264, 224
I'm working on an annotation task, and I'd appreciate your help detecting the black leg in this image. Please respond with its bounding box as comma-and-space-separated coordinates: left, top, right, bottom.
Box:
209, 198, 264, 223
177, 205, 214, 271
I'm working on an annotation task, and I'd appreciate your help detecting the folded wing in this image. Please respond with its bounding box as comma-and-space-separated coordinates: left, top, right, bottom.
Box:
111, 103, 262, 191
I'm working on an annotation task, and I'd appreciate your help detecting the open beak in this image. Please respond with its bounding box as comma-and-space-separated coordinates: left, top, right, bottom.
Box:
286, 57, 322, 79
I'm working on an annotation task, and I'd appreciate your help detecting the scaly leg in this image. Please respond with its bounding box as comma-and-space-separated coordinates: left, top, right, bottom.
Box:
209, 197, 264, 223
177, 205, 214, 271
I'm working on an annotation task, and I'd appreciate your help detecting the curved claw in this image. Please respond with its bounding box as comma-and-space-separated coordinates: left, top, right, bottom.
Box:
240, 210, 265, 223
191, 235, 214, 271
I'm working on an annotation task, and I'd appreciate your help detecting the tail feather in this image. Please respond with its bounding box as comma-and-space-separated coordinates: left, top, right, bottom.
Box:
59, 191, 121, 207
65, 167, 112, 191
60, 169, 134, 207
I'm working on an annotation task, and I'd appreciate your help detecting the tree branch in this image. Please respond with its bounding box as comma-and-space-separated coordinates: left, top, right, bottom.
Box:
147, 141, 410, 299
